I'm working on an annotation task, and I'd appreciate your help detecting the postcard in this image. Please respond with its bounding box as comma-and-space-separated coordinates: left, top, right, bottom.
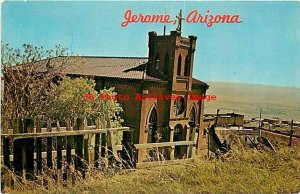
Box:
1, 1, 300, 193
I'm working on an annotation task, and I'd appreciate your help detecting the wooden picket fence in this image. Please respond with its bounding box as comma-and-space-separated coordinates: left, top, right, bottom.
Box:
1, 118, 199, 190
134, 126, 198, 167
1, 117, 130, 189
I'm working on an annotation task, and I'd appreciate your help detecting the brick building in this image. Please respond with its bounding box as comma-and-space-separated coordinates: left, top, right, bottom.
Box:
64, 30, 209, 161
204, 112, 245, 127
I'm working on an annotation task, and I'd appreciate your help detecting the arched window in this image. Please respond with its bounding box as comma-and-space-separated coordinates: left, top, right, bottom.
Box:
147, 107, 158, 143
155, 54, 160, 70
163, 53, 169, 75
177, 55, 182, 76
174, 96, 185, 115
184, 56, 190, 76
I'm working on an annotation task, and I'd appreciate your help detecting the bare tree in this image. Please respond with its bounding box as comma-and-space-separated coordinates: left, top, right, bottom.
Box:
1, 43, 81, 127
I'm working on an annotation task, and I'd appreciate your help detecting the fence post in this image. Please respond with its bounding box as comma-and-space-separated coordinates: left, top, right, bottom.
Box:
169, 127, 175, 160
66, 118, 73, 183
190, 127, 197, 158
106, 117, 112, 167
12, 118, 25, 190
24, 119, 35, 180
186, 126, 191, 158
74, 118, 84, 174
12, 118, 35, 183
36, 118, 43, 186
3, 120, 12, 188
289, 120, 294, 147
36, 119, 42, 175
56, 121, 63, 183
100, 118, 108, 169
94, 117, 101, 168
47, 119, 53, 168
13, 119, 25, 177
83, 118, 90, 178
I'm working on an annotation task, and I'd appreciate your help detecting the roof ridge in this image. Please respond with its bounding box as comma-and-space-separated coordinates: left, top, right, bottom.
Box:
80, 56, 148, 59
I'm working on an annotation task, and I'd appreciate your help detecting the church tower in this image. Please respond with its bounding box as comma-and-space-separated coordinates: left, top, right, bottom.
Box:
147, 30, 197, 92
146, 27, 203, 158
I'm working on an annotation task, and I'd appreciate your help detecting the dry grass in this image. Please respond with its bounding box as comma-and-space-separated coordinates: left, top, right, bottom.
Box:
4, 142, 300, 194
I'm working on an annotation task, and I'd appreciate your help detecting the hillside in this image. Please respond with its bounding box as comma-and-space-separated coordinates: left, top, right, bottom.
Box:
6, 145, 300, 194
204, 82, 300, 121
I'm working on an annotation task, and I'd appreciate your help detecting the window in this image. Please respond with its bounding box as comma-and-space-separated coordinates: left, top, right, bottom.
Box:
174, 96, 185, 115
155, 54, 160, 70
177, 55, 182, 76
163, 53, 169, 75
184, 56, 190, 76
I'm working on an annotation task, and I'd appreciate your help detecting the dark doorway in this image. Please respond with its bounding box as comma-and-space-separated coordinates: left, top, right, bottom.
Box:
173, 124, 187, 158
189, 106, 196, 140
186, 107, 197, 158
147, 107, 158, 143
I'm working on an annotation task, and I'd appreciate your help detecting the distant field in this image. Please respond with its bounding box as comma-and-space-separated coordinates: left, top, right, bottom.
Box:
205, 82, 300, 121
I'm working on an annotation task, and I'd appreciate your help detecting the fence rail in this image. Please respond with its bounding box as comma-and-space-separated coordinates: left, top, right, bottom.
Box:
135, 141, 195, 149
1, 127, 129, 139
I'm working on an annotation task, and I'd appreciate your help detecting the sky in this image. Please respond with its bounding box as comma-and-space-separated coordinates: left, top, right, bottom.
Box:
2, 1, 300, 88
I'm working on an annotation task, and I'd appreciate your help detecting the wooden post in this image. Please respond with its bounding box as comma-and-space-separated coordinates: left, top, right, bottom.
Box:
47, 119, 53, 168
289, 120, 294, 147
74, 118, 84, 173
24, 119, 35, 180
36, 118, 43, 185
12, 119, 24, 179
207, 128, 210, 159
83, 118, 89, 162
188, 127, 196, 158
66, 118, 73, 183
3, 120, 12, 188
259, 108, 262, 136
13, 119, 34, 180
192, 128, 198, 157
12, 118, 25, 189
186, 126, 191, 158
83, 118, 90, 178
89, 126, 95, 165
100, 129, 108, 168
137, 126, 146, 164
99, 117, 109, 169
169, 127, 175, 160
215, 109, 220, 126
56, 121, 63, 183
94, 118, 101, 168
106, 117, 112, 167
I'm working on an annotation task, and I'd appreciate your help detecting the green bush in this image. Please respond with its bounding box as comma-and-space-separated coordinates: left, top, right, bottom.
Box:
49, 77, 123, 127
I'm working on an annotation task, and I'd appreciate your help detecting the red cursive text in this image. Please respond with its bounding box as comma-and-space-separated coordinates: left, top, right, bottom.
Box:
121, 9, 173, 27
